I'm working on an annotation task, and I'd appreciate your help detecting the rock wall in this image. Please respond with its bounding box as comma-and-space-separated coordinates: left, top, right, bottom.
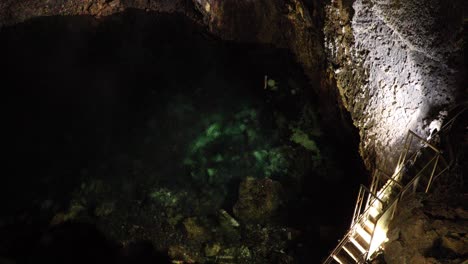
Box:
0, 0, 324, 81
322, 2, 467, 262
1, 0, 464, 173
1, 1, 466, 262
324, 0, 464, 170
380, 192, 468, 264
1, 0, 351, 153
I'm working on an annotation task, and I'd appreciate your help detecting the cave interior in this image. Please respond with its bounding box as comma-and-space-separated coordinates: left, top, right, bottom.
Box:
2, 9, 377, 264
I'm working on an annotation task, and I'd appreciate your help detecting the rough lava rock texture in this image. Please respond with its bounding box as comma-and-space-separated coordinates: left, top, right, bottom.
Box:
0, 0, 324, 82
381, 192, 468, 264
233, 177, 284, 224
0, 0, 351, 151
0, 0, 463, 174
1, 1, 466, 262
324, 0, 464, 171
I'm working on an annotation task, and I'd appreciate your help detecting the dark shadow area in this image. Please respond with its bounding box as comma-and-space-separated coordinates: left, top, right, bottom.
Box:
0, 221, 171, 264
0, 9, 367, 263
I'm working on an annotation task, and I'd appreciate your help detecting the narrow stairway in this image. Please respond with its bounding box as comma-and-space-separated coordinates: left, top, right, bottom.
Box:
323, 129, 449, 264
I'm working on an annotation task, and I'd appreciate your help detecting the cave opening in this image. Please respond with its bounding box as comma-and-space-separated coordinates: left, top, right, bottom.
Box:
1, 9, 367, 263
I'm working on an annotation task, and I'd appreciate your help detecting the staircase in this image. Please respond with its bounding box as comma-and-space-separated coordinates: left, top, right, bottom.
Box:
323, 130, 450, 264
323, 104, 467, 264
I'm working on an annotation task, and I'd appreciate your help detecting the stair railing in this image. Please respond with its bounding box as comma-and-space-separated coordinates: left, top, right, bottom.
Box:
323, 105, 466, 264
323, 129, 451, 263
324, 184, 383, 264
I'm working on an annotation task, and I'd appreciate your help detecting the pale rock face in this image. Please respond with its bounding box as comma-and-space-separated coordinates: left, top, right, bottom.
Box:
324, 0, 463, 170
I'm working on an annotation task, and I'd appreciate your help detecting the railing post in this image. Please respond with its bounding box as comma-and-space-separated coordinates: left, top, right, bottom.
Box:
369, 170, 377, 195
390, 196, 399, 220
369, 170, 379, 206
425, 154, 440, 193
408, 130, 442, 154
351, 186, 363, 227
397, 131, 412, 166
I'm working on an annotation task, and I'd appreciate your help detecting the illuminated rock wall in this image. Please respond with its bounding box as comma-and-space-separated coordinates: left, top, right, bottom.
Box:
324, 0, 464, 170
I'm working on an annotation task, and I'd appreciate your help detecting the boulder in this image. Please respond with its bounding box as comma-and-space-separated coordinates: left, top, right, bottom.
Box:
233, 177, 284, 223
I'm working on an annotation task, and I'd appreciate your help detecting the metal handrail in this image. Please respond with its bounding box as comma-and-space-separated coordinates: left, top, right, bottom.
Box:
407, 130, 441, 154
375, 169, 403, 189
365, 153, 443, 261
324, 184, 384, 264
323, 104, 467, 264
323, 129, 452, 264
425, 154, 440, 193
365, 194, 400, 260
396, 130, 412, 166
369, 170, 379, 198
361, 185, 385, 206
324, 205, 375, 263
430, 165, 450, 187
430, 104, 467, 140
351, 186, 365, 227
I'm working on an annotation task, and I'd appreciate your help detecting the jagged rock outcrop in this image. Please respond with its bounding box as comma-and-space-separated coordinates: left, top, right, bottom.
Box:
381, 192, 468, 264
1, 1, 465, 262
0, 0, 324, 82
1, 0, 351, 154
324, 0, 464, 170
1, 0, 463, 177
